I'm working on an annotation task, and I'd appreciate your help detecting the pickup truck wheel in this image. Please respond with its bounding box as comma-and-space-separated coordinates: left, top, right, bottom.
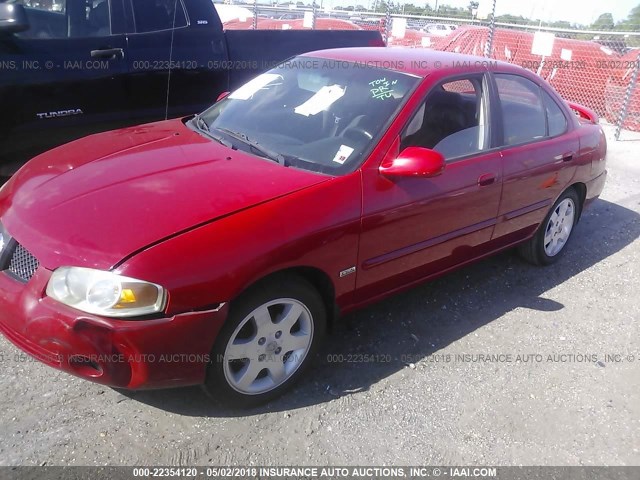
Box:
518, 188, 580, 266
203, 276, 326, 407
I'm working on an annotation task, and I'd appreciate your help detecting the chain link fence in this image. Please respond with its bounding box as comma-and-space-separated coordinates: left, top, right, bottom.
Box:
216, 1, 640, 140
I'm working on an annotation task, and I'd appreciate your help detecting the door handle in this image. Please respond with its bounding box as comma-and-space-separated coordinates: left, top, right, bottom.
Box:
90, 48, 124, 60
478, 173, 496, 187
554, 152, 574, 162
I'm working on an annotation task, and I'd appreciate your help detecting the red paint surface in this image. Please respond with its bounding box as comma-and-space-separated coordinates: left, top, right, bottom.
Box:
0, 49, 607, 389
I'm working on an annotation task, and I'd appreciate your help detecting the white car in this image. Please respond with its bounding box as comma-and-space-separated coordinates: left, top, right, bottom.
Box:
425, 23, 457, 36
214, 3, 254, 23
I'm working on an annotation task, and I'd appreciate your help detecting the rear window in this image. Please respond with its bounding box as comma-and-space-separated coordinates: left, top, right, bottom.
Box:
132, 0, 187, 33
495, 74, 546, 145
542, 90, 568, 137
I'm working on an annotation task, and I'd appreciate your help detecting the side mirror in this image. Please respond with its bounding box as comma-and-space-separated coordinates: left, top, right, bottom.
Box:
379, 146, 445, 178
0, 3, 29, 35
217, 91, 230, 102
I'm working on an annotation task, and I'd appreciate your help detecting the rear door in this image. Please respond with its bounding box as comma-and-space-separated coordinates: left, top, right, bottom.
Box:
123, 0, 229, 123
0, 0, 128, 173
491, 73, 579, 240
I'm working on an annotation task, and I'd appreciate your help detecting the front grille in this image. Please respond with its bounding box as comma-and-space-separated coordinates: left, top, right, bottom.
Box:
8, 243, 39, 282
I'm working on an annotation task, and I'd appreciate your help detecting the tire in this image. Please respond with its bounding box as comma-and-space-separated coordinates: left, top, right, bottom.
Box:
518, 188, 581, 266
203, 275, 326, 408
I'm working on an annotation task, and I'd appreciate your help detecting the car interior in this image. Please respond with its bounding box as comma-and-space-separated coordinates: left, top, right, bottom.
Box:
401, 81, 485, 160
214, 74, 408, 171
500, 99, 546, 145
495, 75, 549, 145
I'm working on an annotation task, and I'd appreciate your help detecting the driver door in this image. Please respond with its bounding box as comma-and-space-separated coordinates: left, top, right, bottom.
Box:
356, 74, 503, 299
0, 0, 128, 173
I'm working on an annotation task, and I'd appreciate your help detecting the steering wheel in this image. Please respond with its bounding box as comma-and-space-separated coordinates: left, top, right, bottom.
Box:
341, 126, 373, 142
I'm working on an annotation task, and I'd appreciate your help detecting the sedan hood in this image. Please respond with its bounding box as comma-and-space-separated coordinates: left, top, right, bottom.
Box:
0, 119, 328, 270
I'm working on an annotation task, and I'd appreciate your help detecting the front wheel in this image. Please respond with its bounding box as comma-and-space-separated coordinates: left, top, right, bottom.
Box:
518, 188, 580, 265
203, 275, 326, 407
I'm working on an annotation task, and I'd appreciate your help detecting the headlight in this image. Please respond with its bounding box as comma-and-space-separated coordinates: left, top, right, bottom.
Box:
46, 267, 167, 318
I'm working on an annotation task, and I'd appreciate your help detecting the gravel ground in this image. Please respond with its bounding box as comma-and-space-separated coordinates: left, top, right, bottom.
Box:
0, 124, 638, 467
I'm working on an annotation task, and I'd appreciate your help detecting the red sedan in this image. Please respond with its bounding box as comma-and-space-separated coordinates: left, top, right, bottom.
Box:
0, 49, 607, 406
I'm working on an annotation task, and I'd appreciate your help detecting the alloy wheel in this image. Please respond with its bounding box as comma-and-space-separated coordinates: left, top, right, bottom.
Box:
543, 198, 575, 257
222, 298, 314, 395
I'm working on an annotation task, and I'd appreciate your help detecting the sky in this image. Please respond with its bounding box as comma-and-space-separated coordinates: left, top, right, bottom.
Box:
317, 0, 639, 25
479, 0, 636, 25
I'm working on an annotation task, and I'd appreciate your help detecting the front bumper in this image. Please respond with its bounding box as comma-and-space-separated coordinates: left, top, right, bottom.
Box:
0, 267, 228, 389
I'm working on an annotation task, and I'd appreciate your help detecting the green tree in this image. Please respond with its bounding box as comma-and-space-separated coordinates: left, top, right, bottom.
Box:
591, 12, 615, 30
372, 0, 387, 13
436, 3, 468, 18
624, 5, 640, 24
403, 3, 426, 15
617, 4, 640, 46
618, 4, 640, 31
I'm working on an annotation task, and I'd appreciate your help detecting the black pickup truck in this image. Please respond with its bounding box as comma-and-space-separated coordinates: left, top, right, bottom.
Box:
0, 0, 383, 174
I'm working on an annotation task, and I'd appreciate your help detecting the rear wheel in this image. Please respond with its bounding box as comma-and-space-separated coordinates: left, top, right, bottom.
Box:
203, 275, 326, 407
518, 188, 580, 265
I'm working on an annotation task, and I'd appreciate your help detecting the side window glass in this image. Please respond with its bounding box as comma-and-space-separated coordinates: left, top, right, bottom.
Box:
542, 90, 568, 137
15, 0, 111, 38
495, 74, 546, 146
401, 77, 488, 161
132, 0, 187, 33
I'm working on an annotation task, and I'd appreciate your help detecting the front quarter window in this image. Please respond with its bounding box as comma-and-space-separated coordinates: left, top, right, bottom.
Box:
200, 58, 420, 175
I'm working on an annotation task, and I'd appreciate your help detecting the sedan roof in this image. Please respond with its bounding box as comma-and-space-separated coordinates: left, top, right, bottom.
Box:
303, 47, 515, 78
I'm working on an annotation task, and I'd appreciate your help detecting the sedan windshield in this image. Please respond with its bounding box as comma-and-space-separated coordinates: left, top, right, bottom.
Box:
199, 57, 420, 174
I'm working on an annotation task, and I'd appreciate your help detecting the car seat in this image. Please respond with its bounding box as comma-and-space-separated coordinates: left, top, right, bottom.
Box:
403, 90, 468, 149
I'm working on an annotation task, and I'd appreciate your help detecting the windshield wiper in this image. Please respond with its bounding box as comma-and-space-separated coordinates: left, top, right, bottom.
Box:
214, 127, 286, 166
192, 114, 234, 149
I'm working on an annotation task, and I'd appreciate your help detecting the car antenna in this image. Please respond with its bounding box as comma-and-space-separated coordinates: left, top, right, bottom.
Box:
164, 0, 179, 121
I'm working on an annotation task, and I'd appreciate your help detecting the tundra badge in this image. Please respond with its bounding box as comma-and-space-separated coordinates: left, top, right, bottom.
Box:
37, 109, 84, 119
